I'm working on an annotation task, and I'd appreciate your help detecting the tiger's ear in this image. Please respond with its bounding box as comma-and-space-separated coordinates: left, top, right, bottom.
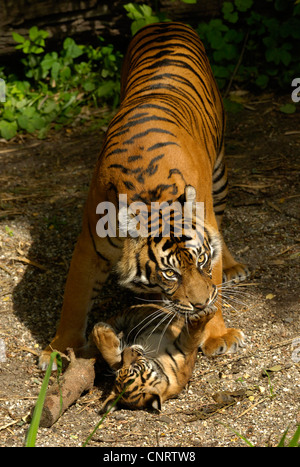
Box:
184, 185, 196, 203
148, 393, 162, 413
176, 184, 196, 207
143, 387, 162, 413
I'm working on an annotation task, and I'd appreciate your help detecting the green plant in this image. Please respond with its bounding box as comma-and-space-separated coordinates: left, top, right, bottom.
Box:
82, 377, 135, 447
197, 0, 300, 91
277, 424, 300, 447
124, 0, 197, 36
124, 1, 300, 101
25, 352, 62, 447
221, 422, 300, 447
124, 3, 166, 35
0, 26, 122, 140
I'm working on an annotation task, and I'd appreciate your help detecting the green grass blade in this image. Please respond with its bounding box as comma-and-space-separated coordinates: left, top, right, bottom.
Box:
82, 378, 135, 447
25, 351, 61, 447
277, 424, 300, 447
287, 424, 300, 447
218, 421, 254, 447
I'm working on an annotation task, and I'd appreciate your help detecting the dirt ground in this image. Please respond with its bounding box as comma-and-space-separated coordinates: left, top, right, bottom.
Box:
0, 92, 299, 448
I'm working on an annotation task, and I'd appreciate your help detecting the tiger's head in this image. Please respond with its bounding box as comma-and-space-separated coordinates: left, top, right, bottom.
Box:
116, 186, 221, 317
101, 345, 163, 413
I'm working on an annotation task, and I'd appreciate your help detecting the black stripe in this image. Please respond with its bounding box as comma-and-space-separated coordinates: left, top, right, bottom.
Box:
166, 348, 179, 370
147, 243, 158, 266
213, 179, 228, 196
88, 221, 110, 262
135, 253, 142, 277
213, 164, 226, 183
128, 155, 142, 162
105, 148, 127, 158
147, 142, 179, 151
145, 260, 152, 281
123, 128, 176, 145
108, 164, 142, 175
123, 180, 135, 190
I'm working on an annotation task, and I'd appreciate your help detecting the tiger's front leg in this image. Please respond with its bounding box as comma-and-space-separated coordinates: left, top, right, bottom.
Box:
39, 212, 118, 370
200, 254, 246, 356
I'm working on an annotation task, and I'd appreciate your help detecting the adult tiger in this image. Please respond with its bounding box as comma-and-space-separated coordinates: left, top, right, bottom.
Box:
39, 22, 248, 369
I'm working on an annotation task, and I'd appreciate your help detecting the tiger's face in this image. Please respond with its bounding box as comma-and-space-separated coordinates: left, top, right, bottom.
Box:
102, 345, 163, 412
117, 223, 221, 317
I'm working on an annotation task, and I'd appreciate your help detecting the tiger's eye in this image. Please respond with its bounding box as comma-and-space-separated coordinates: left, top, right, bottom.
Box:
198, 253, 206, 264
162, 269, 177, 280
165, 269, 175, 277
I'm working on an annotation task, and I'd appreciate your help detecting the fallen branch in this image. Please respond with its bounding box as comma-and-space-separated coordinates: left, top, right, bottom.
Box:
36, 349, 95, 428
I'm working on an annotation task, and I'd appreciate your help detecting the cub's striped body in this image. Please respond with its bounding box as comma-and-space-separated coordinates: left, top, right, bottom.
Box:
91, 303, 215, 411
40, 22, 248, 370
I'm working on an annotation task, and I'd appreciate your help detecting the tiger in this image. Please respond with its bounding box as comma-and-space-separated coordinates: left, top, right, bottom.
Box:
89, 302, 216, 412
39, 21, 249, 370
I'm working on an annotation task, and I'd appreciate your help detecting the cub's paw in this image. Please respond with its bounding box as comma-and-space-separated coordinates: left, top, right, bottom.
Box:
92, 322, 121, 355
92, 322, 117, 350
223, 263, 250, 284
201, 328, 246, 356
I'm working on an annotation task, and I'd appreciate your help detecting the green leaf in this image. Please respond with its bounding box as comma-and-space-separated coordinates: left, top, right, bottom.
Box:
40, 99, 57, 114
21, 39, 31, 53
0, 120, 18, 139
234, 0, 253, 12
63, 38, 83, 59
51, 61, 62, 81
222, 2, 239, 23
83, 81, 96, 92
255, 74, 269, 88
41, 52, 59, 71
12, 32, 25, 43
96, 81, 116, 98
279, 103, 296, 114
17, 115, 35, 132
2, 108, 16, 122
59, 65, 71, 80
29, 26, 39, 41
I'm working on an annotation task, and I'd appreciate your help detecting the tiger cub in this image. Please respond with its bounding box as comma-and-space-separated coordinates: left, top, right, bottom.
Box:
90, 303, 216, 412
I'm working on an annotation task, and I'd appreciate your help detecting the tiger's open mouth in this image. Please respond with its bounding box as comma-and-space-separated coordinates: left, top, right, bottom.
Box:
162, 289, 218, 318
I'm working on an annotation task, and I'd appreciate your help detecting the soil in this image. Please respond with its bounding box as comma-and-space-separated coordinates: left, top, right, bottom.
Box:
0, 92, 299, 448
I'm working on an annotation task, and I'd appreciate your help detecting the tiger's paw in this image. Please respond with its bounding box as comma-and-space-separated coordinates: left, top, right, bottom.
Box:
201, 328, 246, 356
92, 322, 119, 351
92, 322, 121, 368
39, 335, 86, 370
39, 349, 58, 371
223, 262, 249, 284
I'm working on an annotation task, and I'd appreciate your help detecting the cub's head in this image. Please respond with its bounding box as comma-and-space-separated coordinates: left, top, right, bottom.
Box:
101, 345, 162, 413
116, 186, 221, 317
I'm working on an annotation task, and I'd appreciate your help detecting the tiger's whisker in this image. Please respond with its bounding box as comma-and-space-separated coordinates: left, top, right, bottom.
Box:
155, 312, 176, 353
127, 309, 163, 341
